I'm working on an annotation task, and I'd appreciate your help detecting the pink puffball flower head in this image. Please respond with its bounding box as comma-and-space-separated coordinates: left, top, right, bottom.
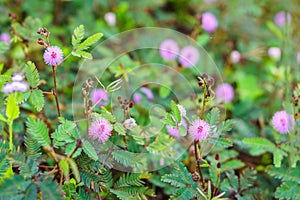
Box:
104, 12, 116, 26
43, 46, 64, 66
230, 50, 241, 64
179, 46, 200, 68
215, 83, 234, 103
0, 33, 10, 43
90, 88, 109, 106
159, 39, 180, 61
272, 110, 294, 134
188, 119, 210, 141
201, 12, 218, 33
274, 11, 291, 27
133, 93, 142, 104
89, 118, 113, 143
12, 73, 24, 82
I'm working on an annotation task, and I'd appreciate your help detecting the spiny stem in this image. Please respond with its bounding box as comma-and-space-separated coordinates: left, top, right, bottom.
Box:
52, 65, 61, 117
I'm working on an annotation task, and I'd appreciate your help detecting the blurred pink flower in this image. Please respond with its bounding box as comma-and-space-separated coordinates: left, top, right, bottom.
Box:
90, 88, 109, 106
274, 11, 291, 27
268, 47, 281, 59
104, 12, 116, 26
204, 0, 217, 3
159, 39, 180, 61
12, 73, 24, 82
202, 12, 218, 33
133, 93, 142, 104
89, 118, 113, 143
188, 119, 210, 141
215, 83, 234, 103
0, 33, 10, 43
230, 50, 241, 64
140, 87, 154, 100
166, 125, 181, 138
179, 46, 200, 68
297, 52, 300, 63
272, 111, 294, 134
43, 46, 63, 66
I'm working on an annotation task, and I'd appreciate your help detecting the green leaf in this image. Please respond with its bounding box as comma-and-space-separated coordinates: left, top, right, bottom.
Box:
29, 89, 44, 112
72, 25, 85, 48
114, 122, 126, 136
242, 137, 276, 155
67, 158, 80, 183
275, 181, 300, 199
266, 166, 300, 182
165, 113, 176, 126
209, 137, 233, 148
0, 114, 7, 122
112, 150, 142, 168
6, 94, 20, 121
59, 159, 70, 182
101, 107, 116, 123
266, 21, 283, 40
76, 33, 103, 51
0, 75, 11, 86
0, 42, 9, 54
82, 140, 98, 161
221, 159, 245, 171
25, 61, 40, 88
207, 107, 220, 126
71, 51, 92, 59
38, 178, 63, 200
273, 148, 287, 168
26, 118, 51, 148
23, 183, 37, 200
171, 101, 181, 123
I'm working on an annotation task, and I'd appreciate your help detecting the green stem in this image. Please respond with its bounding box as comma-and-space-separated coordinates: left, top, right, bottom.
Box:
9, 121, 13, 151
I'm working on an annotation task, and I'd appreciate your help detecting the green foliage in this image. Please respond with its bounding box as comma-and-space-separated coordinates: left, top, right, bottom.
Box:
207, 107, 220, 126
38, 178, 63, 200
112, 150, 142, 169
71, 24, 103, 59
29, 89, 44, 111
25, 61, 40, 88
171, 100, 181, 122
82, 140, 98, 161
6, 94, 20, 122
26, 117, 51, 148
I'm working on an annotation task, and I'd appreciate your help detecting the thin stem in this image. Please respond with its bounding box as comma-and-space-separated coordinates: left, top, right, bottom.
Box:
9, 122, 13, 151
213, 168, 221, 196
52, 66, 61, 117
194, 140, 205, 186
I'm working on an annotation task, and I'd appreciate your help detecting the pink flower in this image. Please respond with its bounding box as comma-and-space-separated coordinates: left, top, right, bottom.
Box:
104, 12, 116, 26
0, 33, 10, 43
124, 118, 136, 129
166, 125, 181, 138
297, 52, 300, 64
268, 47, 281, 59
2, 83, 14, 93
90, 88, 108, 106
272, 111, 294, 134
202, 12, 218, 33
43, 46, 64, 66
188, 119, 210, 141
12, 73, 24, 82
274, 11, 291, 27
204, 0, 217, 3
159, 39, 180, 61
140, 87, 154, 100
89, 118, 113, 143
230, 50, 241, 64
133, 93, 142, 104
2, 82, 29, 93
215, 83, 234, 103
179, 46, 200, 68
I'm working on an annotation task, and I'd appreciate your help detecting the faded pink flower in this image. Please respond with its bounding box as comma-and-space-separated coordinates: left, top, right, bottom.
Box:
89, 118, 113, 143
230, 50, 241, 63
133, 93, 142, 104
215, 83, 234, 103
268, 47, 281, 60
159, 39, 180, 61
104, 12, 116, 26
179, 46, 200, 68
202, 12, 218, 33
274, 11, 291, 27
166, 125, 181, 138
177, 104, 186, 117
90, 88, 108, 106
43, 46, 63, 66
272, 110, 294, 134
188, 119, 210, 141
140, 87, 154, 100
0, 33, 10, 43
